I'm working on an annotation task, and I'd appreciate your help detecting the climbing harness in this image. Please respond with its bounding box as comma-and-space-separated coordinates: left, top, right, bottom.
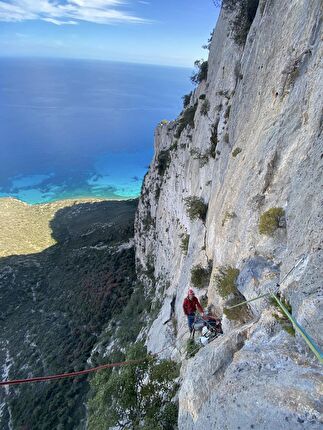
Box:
191, 314, 223, 347
199, 325, 221, 346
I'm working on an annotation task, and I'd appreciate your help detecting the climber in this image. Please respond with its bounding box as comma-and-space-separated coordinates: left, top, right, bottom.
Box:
183, 289, 204, 334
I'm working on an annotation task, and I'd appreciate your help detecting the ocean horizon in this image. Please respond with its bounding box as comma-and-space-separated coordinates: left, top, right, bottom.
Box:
0, 57, 192, 204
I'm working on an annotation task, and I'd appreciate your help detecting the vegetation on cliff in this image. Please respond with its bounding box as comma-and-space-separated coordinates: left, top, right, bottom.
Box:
88, 343, 179, 430
184, 196, 208, 222
259, 207, 285, 236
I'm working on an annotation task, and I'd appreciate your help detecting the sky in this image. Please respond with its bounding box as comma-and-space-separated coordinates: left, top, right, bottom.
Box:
0, 1, 220, 67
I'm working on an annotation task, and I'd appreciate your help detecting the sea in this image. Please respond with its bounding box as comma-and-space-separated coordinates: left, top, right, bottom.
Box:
0, 57, 192, 204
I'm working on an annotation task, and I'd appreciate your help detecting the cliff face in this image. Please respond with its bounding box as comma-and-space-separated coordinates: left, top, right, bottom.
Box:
134, 1, 322, 429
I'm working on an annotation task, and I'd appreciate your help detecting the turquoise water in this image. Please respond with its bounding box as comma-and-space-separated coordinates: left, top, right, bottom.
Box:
0, 58, 192, 204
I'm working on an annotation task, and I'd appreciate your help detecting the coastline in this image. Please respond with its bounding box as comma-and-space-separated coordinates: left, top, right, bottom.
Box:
0, 195, 139, 258
0, 194, 139, 207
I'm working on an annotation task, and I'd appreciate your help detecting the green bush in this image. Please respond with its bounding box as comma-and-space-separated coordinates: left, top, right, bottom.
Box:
175, 102, 198, 138
186, 339, 200, 358
221, 211, 237, 226
202, 30, 214, 50
184, 196, 208, 222
180, 233, 190, 255
116, 283, 152, 344
259, 207, 285, 236
270, 295, 295, 336
155, 184, 161, 202
214, 265, 253, 322
214, 266, 240, 299
191, 60, 208, 84
180, 102, 198, 128
190, 148, 209, 167
217, 89, 230, 98
222, 0, 260, 46
88, 342, 180, 430
223, 294, 249, 321
191, 263, 212, 289
200, 294, 208, 308
232, 147, 242, 157
157, 150, 171, 176
182, 92, 192, 109
201, 99, 210, 116
169, 140, 178, 151
210, 120, 219, 158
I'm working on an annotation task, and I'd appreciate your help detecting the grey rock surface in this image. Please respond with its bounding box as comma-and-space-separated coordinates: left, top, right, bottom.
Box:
134, 0, 323, 428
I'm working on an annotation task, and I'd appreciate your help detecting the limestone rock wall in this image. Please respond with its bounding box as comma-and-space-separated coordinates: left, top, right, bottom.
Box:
134, 1, 323, 428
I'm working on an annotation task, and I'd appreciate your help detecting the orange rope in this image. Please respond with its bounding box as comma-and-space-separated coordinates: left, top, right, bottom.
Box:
0, 344, 174, 387
0, 358, 148, 386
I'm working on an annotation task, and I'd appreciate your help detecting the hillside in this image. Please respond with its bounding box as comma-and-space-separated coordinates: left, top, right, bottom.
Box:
0, 197, 117, 258
0, 198, 138, 429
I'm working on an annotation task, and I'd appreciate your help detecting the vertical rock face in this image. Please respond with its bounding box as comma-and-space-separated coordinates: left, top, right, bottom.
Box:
134, 1, 322, 429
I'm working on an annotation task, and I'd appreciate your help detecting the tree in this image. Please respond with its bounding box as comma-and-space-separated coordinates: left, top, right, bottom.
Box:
191, 60, 208, 84
88, 342, 180, 430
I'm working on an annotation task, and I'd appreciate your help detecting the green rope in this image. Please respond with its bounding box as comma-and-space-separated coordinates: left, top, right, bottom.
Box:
271, 294, 323, 364
185, 255, 322, 364
225, 292, 271, 309
224, 292, 322, 364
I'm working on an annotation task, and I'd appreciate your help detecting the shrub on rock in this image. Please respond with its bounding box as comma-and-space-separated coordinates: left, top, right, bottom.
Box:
259, 207, 285, 236
191, 263, 212, 289
184, 196, 208, 222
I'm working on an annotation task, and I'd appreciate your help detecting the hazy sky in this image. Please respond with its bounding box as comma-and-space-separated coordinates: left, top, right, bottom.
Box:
0, 1, 220, 66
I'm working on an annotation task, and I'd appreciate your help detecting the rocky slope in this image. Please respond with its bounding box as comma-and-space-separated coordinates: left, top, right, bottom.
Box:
134, 1, 322, 428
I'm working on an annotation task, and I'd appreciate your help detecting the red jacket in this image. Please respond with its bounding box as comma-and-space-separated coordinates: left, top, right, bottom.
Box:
183, 296, 203, 316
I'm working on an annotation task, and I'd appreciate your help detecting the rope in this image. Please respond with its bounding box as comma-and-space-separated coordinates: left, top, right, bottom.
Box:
225, 292, 271, 309
226, 256, 306, 310
222, 293, 322, 364
0, 344, 172, 387
271, 294, 323, 364
2, 255, 318, 386
223, 256, 322, 363
0, 359, 148, 387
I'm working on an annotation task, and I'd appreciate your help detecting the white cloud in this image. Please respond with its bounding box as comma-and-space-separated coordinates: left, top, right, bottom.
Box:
0, 0, 149, 25
42, 17, 77, 25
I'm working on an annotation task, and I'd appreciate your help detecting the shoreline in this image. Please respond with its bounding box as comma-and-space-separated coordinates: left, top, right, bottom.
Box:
0, 194, 140, 207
